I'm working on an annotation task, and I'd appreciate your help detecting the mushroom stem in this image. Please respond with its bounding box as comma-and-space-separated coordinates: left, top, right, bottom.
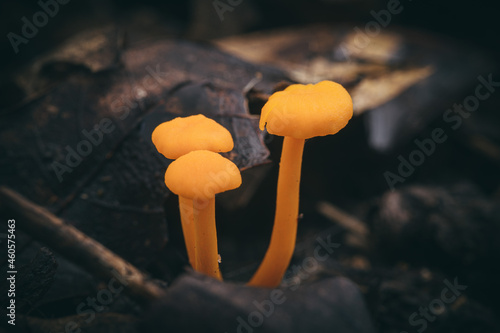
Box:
178, 196, 197, 269
249, 136, 305, 287
194, 197, 222, 280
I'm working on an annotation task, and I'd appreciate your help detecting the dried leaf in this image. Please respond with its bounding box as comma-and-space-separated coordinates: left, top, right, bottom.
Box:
215, 24, 496, 150
0, 28, 287, 267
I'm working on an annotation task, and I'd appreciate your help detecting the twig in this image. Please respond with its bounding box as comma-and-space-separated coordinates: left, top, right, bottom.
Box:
317, 201, 369, 249
0, 186, 166, 303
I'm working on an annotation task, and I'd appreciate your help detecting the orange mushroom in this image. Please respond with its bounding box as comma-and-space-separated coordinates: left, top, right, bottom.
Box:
151, 114, 233, 269
248, 80, 353, 287
164, 150, 241, 279
152, 114, 233, 160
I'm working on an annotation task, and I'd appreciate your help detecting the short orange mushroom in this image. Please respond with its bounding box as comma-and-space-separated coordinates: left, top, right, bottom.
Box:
164, 150, 241, 279
248, 80, 353, 287
151, 114, 233, 269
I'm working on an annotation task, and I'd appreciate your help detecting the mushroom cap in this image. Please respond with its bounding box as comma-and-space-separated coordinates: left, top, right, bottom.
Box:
152, 114, 233, 159
259, 80, 353, 139
164, 150, 242, 200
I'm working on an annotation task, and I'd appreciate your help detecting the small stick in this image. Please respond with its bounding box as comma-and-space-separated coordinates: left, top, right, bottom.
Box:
317, 201, 368, 236
0, 187, 166, 303
317, 201, 369, 249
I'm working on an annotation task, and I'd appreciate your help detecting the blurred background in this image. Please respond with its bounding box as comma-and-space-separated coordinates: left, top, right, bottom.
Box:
1, 1, 499, 332
1, 0, 498, 75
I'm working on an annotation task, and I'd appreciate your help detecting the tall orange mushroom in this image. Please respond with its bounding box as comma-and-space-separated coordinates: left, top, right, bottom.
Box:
164, 150, 241, 279
151, 114, 233, 269
248, 80, 353, 287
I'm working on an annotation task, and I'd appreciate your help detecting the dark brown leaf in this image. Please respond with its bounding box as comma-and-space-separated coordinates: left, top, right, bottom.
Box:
0, 28, 286, 268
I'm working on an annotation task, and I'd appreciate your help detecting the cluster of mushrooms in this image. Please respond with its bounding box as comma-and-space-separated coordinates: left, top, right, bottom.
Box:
152, 80, 353, 287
